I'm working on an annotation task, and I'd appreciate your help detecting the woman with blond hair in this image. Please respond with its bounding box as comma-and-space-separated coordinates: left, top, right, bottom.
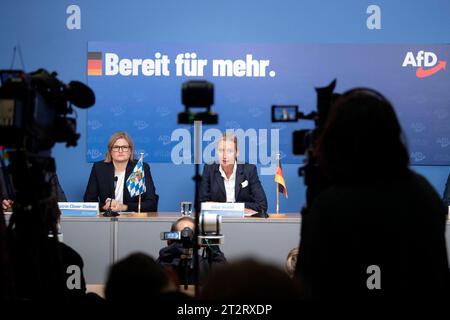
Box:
200, 132, 267, 214
84, 131, 158, 212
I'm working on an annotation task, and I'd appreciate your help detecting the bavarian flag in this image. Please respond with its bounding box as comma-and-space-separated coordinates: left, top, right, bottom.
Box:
275, 161, 288, 198
126, 158, 146, 197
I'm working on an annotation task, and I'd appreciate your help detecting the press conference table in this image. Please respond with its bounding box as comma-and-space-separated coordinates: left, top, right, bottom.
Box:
60, 212, 302, 284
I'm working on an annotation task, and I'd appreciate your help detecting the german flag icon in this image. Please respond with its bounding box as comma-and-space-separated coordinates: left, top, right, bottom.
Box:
87, 52, 102, 76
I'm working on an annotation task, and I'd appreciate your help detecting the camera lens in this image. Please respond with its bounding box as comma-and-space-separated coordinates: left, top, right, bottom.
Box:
180, 227, 194, 240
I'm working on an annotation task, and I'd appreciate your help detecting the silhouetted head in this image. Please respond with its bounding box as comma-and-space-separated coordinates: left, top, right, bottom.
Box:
200, 258, 301, 299
285, 247, 299, 278
171, 216, 195, 232
316, 88, 409, 184
168, 216, 195, 246
105, 252, 173, 303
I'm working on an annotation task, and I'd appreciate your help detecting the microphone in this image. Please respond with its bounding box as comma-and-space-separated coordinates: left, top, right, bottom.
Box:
66, 80, 96, 109
103, 176, 119, 217
113, 175, 118, 195
251, 209, 269, 218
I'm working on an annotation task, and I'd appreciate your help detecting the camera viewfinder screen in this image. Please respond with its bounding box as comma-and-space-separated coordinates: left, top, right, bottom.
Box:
272, 105, 298, 122
163, 231, 180, 240
0, 70, 24, 86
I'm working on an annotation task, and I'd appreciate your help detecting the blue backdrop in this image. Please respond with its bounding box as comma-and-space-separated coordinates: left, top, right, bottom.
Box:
1, 0, 449, 213
86, 42, 449, 164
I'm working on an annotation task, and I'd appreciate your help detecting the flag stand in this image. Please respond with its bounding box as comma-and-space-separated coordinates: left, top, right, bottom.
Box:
276, 173, 280, 214
138, 194, 141, 214
272, 153, 287, 218
138, 152, 143, 213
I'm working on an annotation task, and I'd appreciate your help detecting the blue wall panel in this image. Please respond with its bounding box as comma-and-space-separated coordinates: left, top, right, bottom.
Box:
1, 0, 449, 212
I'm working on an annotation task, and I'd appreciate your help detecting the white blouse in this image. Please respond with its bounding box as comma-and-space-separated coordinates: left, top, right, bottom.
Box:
114, 171, 126, 204
219, 162, 237, 203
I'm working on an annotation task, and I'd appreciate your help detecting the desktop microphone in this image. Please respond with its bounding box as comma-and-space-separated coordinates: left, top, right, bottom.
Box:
251, 209, 269, 218
113, 175, 118, 196
103, 176, 119, 217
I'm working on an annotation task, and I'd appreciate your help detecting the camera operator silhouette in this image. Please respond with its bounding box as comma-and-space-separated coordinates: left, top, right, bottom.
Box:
295, 88, 449, 299
157, 216, 226, 285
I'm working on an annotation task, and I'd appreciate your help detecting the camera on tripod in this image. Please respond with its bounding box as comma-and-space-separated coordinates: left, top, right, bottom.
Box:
0, 68, 96, 299
271, 79, 338, 156
0, 69, 95, 151
160, 213, 224, 247
271, 80, 339, 213
177, 80, 218, 125
161, 227, 195, 246
0, 68, 95, 208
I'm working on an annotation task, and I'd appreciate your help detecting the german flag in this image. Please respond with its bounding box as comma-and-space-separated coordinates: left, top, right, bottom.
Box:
87, 52, 102, 76
275, 161, 288, 198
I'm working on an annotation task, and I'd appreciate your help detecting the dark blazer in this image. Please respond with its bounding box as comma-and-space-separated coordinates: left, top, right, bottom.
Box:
84, 160, 158, 212
0, 170, 67, 202
200, 163, 267, 212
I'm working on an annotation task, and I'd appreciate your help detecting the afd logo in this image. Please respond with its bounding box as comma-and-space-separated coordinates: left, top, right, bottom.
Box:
402, 51, 446, 78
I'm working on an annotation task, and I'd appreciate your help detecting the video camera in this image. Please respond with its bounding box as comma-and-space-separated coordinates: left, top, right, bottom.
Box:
271, 80, 338, 155
161, 227, 195, 245
0, 69, 95, 151
177, 80, 218, 125
271, 80, 339, 213
0, 68, 95, 300
0, 68, 95, 208
160, 213, 224, 247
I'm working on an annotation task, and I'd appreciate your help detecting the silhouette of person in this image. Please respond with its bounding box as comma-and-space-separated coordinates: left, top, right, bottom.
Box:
295, 88, 449, 299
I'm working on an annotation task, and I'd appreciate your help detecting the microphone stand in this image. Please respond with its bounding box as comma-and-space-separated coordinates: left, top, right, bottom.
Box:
103, 199, 119, 217
103, 176, 119, 217
192, 122, 201, 297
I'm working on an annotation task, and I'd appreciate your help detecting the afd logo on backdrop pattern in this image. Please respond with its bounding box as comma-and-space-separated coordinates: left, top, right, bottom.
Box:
86, 43, 450, 165
402, 51, 447, 78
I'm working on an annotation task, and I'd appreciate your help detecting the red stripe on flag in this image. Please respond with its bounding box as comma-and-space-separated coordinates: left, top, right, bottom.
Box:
88, 60, 102, 70
275, 163, 288, 198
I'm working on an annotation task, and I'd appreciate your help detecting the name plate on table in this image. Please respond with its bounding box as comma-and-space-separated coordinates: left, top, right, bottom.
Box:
58, 202, 99, 216
201, 202, 244, 217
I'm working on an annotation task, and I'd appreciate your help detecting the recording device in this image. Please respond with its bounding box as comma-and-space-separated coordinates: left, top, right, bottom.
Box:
103, 176, 119, 217
0, 68, 95, 203
160, 225, 196, 289
160, 214, 224, 288
161, 226, 194, 243
160, 213, 224, 246
177, 80, 219, 292
177, 80, 218, 125
0, 67, 95, 300
250, 210, 269, 218
198, 212, 224, 246
271, 80, 339, 213
271, 105, 299, 122
0, 69, 95, 151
